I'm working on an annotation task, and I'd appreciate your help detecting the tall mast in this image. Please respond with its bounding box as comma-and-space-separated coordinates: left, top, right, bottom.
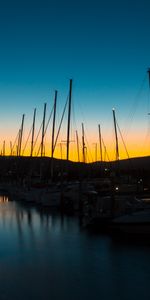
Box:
17, 129, 21, 156
95, 143, 97, 162
66, 79, 73, 161
18, 114, 25, 156
76, 130, 80, 162
41, 103, 47, 157
10, 141, 12, 156
30, 108, 36, 157
82, 123, 86, 163
3, 141, 5, 156
51, 90, 57, 158
51, 91, 57, 180
98, 124, 103, 161
112, 108, 119, 161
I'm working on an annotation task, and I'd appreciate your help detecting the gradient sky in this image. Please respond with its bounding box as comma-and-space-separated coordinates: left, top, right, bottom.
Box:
0, 0, 150, 161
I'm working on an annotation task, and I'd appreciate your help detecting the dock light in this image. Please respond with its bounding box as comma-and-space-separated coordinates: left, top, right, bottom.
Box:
138, 179, 143, 184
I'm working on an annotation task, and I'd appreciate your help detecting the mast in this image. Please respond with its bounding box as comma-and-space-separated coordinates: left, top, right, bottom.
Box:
16, 144, 18, 156
112, 108, 119, 161
98, 124, 103, 161
82, 123, 86, 163
18, 114, 25, 156
66, 79, 73, 161
30, 108, 36, 157
95, 143, 97, 162
76, 130, 80, 162
41, 103, 47, 157
3, 140, 5, 156
51, 91, 57, 180
10, 141, 12, 156
17, 129, 21, 156
51, 90, 57, 158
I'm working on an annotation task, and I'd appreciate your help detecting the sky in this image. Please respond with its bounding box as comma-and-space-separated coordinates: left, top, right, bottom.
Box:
0, 0, 150, 161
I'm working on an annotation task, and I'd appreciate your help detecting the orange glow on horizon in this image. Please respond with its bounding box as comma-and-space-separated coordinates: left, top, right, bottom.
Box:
1, 138, 150, 162
1, 116, 150, 162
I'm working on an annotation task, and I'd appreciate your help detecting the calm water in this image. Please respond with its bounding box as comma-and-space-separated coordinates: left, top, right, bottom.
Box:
0, 195, 150, 300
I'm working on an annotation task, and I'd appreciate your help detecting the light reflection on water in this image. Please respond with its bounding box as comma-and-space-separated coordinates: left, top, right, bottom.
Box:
0, 195, 9, 203
0, 196, 150, 300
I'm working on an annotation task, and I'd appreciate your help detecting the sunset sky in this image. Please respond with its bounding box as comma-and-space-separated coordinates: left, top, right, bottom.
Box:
0, 0, 150, 161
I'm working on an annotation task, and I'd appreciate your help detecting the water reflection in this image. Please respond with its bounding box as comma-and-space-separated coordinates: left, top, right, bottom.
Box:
0, 198, 79, 253
0, 195, 9, 203
0, 195, 150, 300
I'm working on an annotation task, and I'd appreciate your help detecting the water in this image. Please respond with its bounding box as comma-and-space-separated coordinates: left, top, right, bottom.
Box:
0, 195, 150, 300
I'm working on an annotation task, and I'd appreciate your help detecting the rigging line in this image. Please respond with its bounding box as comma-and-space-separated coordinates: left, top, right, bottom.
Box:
11, 130, 20, 155
86, 150, 90, 163
146, 75, 150, 113
108, 125, 117, 160
138, 70, 150, 153
77, 135, 84, 161
44, 105, 54, 137
22, 127, 32, 156
71, 95, 78, 138
70, 103, 74, 143
116, 121, 130, 160
84, 130, 94, 163
36, 142, 42, 157
75, 97, 93, 141
102, 139, 110, 162
124, 73, 147, 136
36, 106, 53, 157
53, 96, 69, 154
116, 121, 134, 172
142, 116, 150, 142
32, 122, 43, 152
78, 134, 93, 163
138, 118, 150, 157
128, 74, 147, 119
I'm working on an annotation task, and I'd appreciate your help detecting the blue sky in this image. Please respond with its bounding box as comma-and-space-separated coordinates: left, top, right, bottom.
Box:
0, 0, 150, 159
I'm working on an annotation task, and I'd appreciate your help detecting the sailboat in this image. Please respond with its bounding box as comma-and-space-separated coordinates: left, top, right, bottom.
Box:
85, 86, 150, 235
